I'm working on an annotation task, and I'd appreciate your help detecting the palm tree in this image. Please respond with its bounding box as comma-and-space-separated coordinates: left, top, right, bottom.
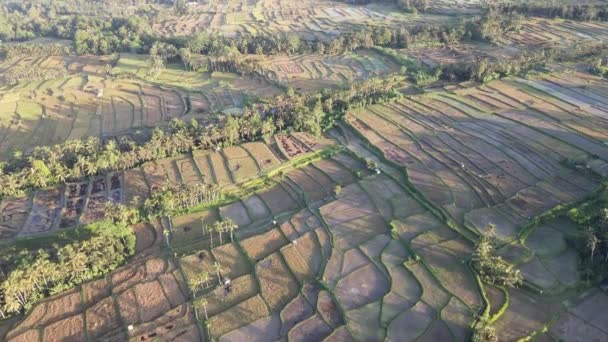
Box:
213, 262, 222, 283
208, 225, 214, 247
201, 271, 211, 289
225, 219, 237, 241
585, 226, 599, 262
188, 277, 200, 297
163, 228, 171, 247
199, 298, 208, 320
214, 221, 224, 245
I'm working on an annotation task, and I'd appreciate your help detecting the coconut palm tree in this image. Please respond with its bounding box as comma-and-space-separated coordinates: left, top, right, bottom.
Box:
585, 226, 599, 262
208, 225, 214, 247
214, 221, 224, 245
201, 271, 211, 289
199, 298, 208, 320
213, 262, 222, 283
225, 219, 238, 241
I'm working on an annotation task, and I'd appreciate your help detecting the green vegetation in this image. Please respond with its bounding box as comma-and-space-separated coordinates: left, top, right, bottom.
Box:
0, 220, 135, 318
2, 0, 608, 340
474, 227, 523, 288
567, 186, 608, 281
143, 182, 223, 220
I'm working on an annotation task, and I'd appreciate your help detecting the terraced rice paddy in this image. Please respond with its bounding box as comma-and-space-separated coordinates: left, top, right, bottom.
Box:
151, 0, 438, 40
0, 135, 328, 242
347, 70, 608, 243
2, 222, 201, 342
0, 55, 282, 159
261, 49, 401, 91
0, 75, 191, 157
5, 66, 608, 340
498, 18, 608, 47
167, 148, 483, 340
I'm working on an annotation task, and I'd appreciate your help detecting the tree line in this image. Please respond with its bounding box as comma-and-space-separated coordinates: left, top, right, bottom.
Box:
491, 3, 608, 22
454, 41, 608, 84
142, 182, 223, 220
0, 0, 520, 57
0, 220, 135, 318
0, 75, 405, 199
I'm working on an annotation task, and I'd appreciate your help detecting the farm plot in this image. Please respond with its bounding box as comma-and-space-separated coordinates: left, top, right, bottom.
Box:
5, 173, 126, 236
179, 170, 481, 341
346, 72, 608, 242
261, 50, 400, 91
19, 189, 62, 237
150, 0, 429, 40
497, 18, 608, 48
0, 75, 194, 159
3, 255, 198, 342
223, 146, 261, 183
549, 289, 608, 342
317, 174, 478, 341
505, 218, 582, 294
112, 54, 282, 108
274, 132, 335, 160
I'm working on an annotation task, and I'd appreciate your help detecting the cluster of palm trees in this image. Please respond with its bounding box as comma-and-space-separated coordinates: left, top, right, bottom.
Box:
202, 218, 239, 248
188, 261, 224, 297
492, 3, 608, 22
0, 220, 135, 318
143, 182, 223, 220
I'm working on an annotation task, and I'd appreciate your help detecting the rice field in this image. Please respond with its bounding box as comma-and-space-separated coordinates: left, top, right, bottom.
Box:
150, 0, 444, 40
260, 49, 401, 91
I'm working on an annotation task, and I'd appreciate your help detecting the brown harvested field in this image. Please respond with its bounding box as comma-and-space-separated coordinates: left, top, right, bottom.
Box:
192, 150, 217, 184
209, 152, 234, 186
256, 253, 299, 311
134, 281, 172, 321
211, 242, 250, 279
158, 159, 181, 185
85, 297, 122, 339
204, 274, 258, 317
242, 195, 271, 222
346, 74, 608, 242
226, 155, 260, 183
208, 295, 270, 339
281, 230, 323, 283
5, 256, 192, 342
275, 134, 313, 159
493, 289, 561, 341
175, 156, 203, 185
257, 184, 301, 215
242, 142, 281, 171
219, 200, 252, 227
171, 209, 219, 245
241, 228, 288, 262
43, 315, 86, 342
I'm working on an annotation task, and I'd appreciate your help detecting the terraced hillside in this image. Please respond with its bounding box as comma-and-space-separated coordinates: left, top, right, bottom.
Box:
0, 134, 332, 241
0, 63, 281, 159
151, 0, 457, 39
261, 49, 401, 91
166, 148, 481, 341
